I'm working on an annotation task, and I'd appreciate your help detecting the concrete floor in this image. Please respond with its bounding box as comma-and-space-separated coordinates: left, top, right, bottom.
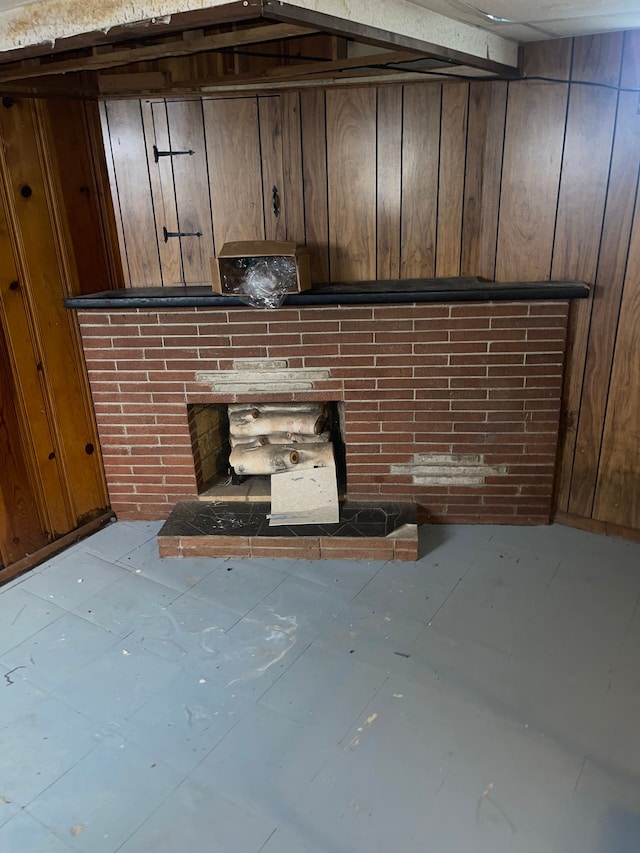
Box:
1, 521, 639, 853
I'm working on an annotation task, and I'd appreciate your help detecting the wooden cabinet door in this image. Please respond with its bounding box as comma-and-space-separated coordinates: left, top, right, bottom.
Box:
203, 96, 266, 250
102, 95, 306, 286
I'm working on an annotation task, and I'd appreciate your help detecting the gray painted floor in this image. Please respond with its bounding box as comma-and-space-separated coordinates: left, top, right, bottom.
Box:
1, 521, 639, 852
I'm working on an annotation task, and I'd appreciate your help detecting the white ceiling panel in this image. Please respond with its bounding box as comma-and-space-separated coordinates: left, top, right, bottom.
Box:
407, 0, 640, 38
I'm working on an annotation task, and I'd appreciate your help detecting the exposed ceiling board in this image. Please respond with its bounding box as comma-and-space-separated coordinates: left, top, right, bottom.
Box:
0, 0, 636, 72
266, 0, 518, 67
0, 0, 519, 73
0, 0, 515, 64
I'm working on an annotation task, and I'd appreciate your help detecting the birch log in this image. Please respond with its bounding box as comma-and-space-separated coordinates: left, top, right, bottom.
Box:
229, 411, 326, 437
229, 435, 268, 448
228, 403, 325, 416
229, 442, 334, 475
229, 445, 300, 475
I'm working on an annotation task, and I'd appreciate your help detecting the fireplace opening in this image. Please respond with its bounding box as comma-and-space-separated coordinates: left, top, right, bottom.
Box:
187, 401, 346, 501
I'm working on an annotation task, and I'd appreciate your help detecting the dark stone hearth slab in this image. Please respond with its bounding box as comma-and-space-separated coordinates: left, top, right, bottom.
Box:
157, 501, 419, 561
159, 500, 416, 538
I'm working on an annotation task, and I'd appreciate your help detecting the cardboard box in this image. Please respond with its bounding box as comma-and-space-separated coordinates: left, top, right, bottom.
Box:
211, 241, 311, 296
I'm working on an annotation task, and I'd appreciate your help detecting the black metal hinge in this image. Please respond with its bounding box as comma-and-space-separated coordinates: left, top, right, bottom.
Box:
163, 227, 202, 242
153, 145, 195, 163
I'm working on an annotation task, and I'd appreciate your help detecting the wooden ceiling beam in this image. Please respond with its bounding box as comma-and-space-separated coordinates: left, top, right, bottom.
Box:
0, 22, 317, 83
263, 1, 519, 75
166, 49, 433, 89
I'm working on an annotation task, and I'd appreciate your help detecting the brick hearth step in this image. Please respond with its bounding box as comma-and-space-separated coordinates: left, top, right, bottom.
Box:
157, 501, 418, 561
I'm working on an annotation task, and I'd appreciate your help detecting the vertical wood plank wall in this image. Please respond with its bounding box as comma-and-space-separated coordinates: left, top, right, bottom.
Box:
0, 97, 113, 578
97, 29, 639, 537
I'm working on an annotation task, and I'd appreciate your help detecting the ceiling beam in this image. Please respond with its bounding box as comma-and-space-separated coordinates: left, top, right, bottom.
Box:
263, 0, 520, 75
166, 49, 429, 88
0, 22, 317, 83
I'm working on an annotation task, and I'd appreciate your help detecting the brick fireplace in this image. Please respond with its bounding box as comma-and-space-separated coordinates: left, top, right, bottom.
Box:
75, 297, 570, 526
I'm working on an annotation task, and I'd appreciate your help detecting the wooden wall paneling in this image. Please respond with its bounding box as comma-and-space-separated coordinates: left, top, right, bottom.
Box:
553, 83, 618, 511
43, 99, 122, 296
592, 192, 640, 529
436, 82, 469, 277
142, 100, 183, 287
326, 87, 377, 282
620, 29, 640, 89
495, 81, 568, 281
258, 96, 287, 241
203, 96, 265, 250
84, 101, 126, 292
166, 99, 215, 283
570, 32, 623, 86
0, 187, 67, 537
400, 83, 442, 278
280, 91, 306, 244
99, 101, 131, 287
0, 323, 47, 565
101, 100, 162, 286
568, 90, 640, 517
376, 85, 402, 280
300, 89, 329, 282
0, 98, 108, 533
460, 81, 507, 279
522, 38, 573, 79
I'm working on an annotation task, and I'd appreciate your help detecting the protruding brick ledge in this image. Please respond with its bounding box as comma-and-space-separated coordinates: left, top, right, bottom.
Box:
156, 501, 419, 561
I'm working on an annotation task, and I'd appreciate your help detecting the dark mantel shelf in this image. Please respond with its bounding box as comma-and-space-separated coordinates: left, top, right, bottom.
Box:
65, 277, 589, 310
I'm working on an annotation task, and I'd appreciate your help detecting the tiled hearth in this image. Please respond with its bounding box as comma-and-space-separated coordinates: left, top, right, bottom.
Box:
76, 298, 570, 542
157, 501, 418, 561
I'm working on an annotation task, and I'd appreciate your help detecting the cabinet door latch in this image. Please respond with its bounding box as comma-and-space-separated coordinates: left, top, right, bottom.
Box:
163, 227, 202, 242
153, 145, 195, 163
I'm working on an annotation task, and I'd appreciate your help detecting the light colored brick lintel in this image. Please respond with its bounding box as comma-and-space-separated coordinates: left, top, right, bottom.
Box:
391, 464, 508, 477
206, 382, 315, 393
414, 475, 487, 486
415, 453, 482, 465
233, 358, 288, 371
197, 370, 330, 385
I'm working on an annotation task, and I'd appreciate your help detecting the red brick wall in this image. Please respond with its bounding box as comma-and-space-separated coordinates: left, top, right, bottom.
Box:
76, 300, 570, 523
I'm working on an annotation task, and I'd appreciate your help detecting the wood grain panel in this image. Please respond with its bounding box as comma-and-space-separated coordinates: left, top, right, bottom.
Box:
300, 89, 329, 282
0, 98, 108, 533
495, 81, 568, 281
258, 96, 286, 242
102, 100, 161, 286
568, 91, 640, 517
143, 101, 182, 287
0, 181, 66, 537
522, 38, 572, 79
280, 91, 305, 244
376, 85, 402, 280
0, 325, 46, 565
436, 82, 468, 277
99, 101, 130, 287
166, 99, 214, 283
620, 29, 640, 89
326, 87, 377, 282
400, 83, 441, 278
203, 97, 265, 251
571, 32, 623, 86
461, 81, 507, 279
593, 193, 640, 529
44, 100, 120, 296
553, 83, 617, 511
